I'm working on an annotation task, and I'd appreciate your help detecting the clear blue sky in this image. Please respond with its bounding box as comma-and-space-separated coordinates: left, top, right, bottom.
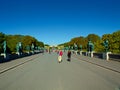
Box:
0, 0, 120, 45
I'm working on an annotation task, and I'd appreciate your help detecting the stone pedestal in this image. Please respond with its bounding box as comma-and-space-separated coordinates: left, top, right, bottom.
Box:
86, 52, 90, 56
80, 51, 82, 55
86, 52, 93, 57
74, 51, 77, 55
103, 52, 111, 61
1, 53, 9, 60
31, 51, 34, 54
86, 52, 88, 56
26, 51, 30, 54
16, 52, 21, 57
90, 52, 93, 57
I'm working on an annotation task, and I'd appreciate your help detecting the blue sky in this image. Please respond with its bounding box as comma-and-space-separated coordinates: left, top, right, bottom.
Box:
0, 0, 120, 45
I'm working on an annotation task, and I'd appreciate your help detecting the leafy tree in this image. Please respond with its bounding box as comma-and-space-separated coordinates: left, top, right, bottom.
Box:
44, 44, 50, 46
86, 34, 101, 52
3, 34, 44, 53
102, 34, 113, 52
6, 35, 24, 53
22, 35, 37, 50
94, 40, 104, 52
21, 35, 44, 51
60, 31, 120, 53
36, 41, 44, 47
0, 32, 5, 53
86, 34, 100, 42
111, 30, 120, 53
69, 36, 86, 50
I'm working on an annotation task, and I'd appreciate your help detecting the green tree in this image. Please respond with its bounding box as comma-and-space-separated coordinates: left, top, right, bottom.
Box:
5, 34, 44, 53
6, 35, 24, 53
22, 35, 44, 51
86, 34, 101, 51
59, 30, 120, 53
95, 40, 104, 52
102, 34, 112, 52
69, 36, 86, 50
0, 32, 5, 53
22, 35, 37, 50
111, 30, 120, 53
86, 34, 100, 43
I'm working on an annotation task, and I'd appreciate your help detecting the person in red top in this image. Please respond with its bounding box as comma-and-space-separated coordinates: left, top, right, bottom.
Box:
58, 50, 63, 63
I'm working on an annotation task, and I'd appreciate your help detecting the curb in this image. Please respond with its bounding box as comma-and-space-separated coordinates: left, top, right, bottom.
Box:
0, 57, 37, 74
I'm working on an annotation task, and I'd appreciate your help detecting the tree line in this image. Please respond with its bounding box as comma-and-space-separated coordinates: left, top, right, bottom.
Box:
58, 30, 120, 54
0, 32, 44, 54
1, 30, 120, 54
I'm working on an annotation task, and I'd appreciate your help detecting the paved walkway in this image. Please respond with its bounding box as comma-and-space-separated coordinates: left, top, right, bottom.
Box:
73, 54, 120, 73
0, 54, 41, 74
0, 52, 120, 74
0, 52, 120, 90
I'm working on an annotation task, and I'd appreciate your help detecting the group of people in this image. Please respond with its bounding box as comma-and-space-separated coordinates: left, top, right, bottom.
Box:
58, 50, 71, 63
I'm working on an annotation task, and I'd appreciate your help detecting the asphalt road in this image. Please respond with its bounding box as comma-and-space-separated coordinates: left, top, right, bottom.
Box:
0, 52, 120, 90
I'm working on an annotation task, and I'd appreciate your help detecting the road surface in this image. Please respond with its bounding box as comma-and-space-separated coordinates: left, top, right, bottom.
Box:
0, 52, 120, 90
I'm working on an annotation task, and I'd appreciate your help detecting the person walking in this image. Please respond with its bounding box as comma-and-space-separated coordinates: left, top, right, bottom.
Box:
58, 50, 63, 63
67, 50, 71, 62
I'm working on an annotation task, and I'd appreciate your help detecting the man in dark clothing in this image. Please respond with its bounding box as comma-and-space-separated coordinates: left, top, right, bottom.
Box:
67, 50, 71, 62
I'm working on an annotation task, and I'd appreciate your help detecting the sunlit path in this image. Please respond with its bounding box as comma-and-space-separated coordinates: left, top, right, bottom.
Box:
0, 52, 120, 90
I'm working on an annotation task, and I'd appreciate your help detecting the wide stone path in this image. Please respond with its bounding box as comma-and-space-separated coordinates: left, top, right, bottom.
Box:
0, 52, 120, 90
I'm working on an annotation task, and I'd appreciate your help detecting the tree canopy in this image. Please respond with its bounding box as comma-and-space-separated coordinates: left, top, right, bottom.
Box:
59, 30, 120, 53
0, 32, 5, 53
0, 33, 44, 53
0, 30, 120, 54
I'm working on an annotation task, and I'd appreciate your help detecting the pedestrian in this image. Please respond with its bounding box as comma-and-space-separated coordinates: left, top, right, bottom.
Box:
67, 50, 71, 62
58, 50, 63, 63
57, 50, 59, 54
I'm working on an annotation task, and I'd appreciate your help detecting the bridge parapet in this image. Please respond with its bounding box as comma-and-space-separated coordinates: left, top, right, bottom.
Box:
80, 51, 120, 62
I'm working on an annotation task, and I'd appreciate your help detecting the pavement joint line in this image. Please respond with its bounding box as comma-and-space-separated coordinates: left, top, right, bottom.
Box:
73, 55, 120, 74
0, 56, 39, 75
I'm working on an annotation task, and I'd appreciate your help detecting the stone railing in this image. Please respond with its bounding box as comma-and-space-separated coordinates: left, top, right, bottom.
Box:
109, 54, 120, 62
0, 50, 44, 63
79, 51, 120, 62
